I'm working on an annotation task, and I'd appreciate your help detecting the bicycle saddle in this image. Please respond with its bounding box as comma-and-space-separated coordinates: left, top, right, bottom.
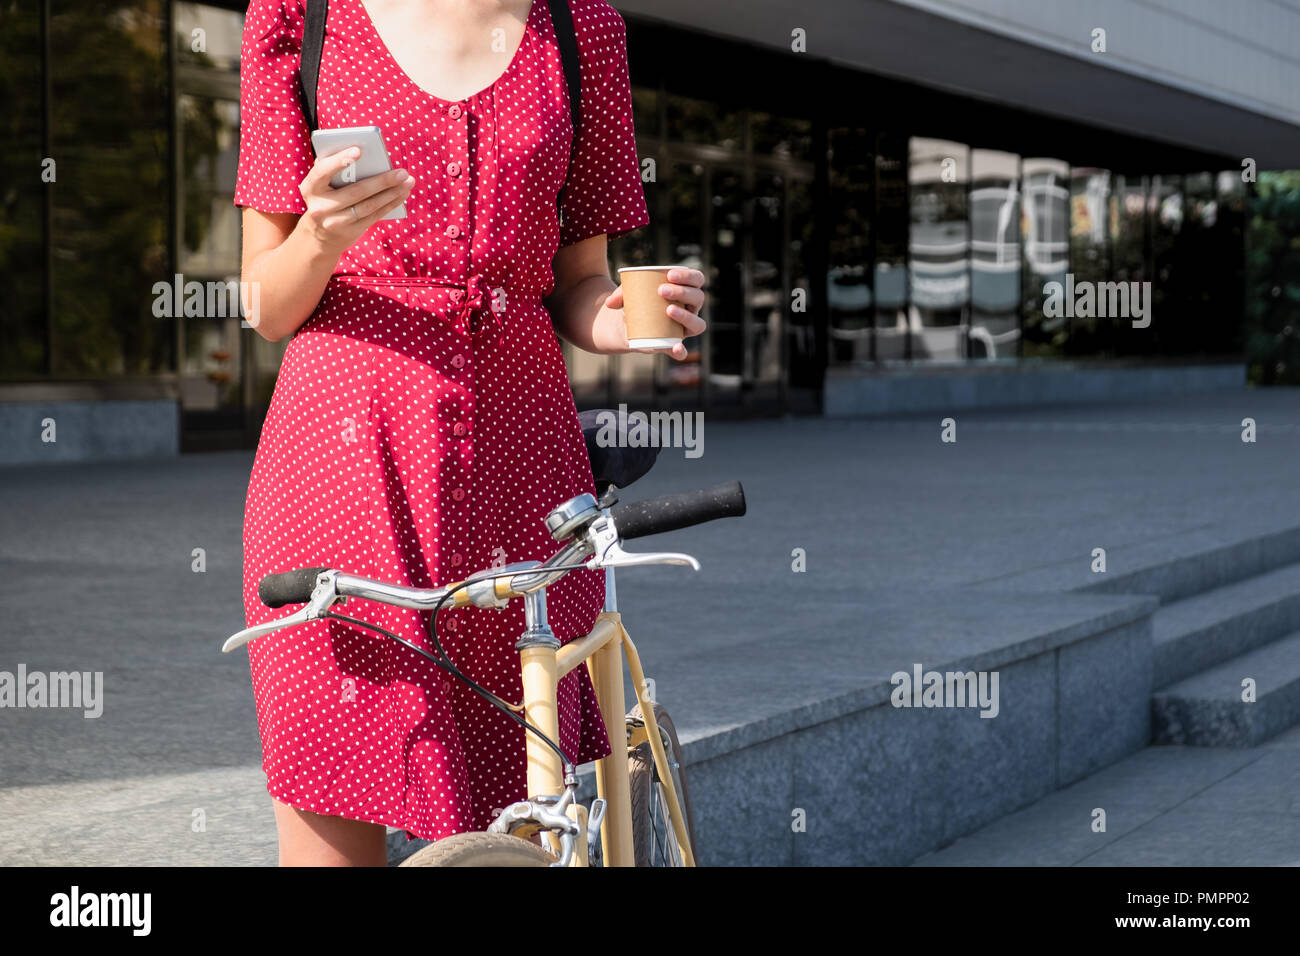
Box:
578, 407, 661, 493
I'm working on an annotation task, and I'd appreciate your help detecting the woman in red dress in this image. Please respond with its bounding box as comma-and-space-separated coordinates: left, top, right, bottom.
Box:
235, 0, 706, 865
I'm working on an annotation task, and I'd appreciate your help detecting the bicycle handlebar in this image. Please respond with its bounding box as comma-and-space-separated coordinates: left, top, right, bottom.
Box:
606, 480, 746, 540
253, 480, 747, 611
259, 566, 330, 610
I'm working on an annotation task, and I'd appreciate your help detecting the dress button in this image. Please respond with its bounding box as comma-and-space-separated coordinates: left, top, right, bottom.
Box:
453, 422, 469, 437
449, 289, 465, 305
445, 224, 461, 239
447, 162, 461, 177
451, 354, 466, 368
446, 617, 460, 631
448, 553, 464, 568
451, 488, 467, 501
448, 104, 463, 119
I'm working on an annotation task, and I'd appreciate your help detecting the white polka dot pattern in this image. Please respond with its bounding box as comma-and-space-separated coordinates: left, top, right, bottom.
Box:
234, 0, 649, 841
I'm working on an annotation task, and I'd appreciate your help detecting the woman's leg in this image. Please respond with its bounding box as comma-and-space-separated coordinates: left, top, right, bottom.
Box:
273, 798, 388, 867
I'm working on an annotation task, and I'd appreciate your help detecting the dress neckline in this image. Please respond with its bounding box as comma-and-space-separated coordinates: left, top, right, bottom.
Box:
353, 0, 537, 105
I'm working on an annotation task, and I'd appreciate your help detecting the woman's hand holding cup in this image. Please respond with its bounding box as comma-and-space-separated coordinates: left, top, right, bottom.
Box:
606, 266, 707, 361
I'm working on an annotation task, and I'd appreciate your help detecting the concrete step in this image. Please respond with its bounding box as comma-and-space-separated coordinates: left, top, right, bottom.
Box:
1152, 559, 1300, 688
1082, 523, 1300, 605
975, 520, 1300, 605
1151, 630, 1300, 747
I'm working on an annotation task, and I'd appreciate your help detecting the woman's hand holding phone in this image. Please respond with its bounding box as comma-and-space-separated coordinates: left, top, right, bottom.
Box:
295, 147, 415, 258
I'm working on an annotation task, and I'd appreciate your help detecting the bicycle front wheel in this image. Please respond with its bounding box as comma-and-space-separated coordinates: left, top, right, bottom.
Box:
399, 832, 555, 867
627, 702, 697, 867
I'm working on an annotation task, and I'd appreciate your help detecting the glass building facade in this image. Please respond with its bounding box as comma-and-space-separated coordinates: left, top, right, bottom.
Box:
0, 2, 1249, 448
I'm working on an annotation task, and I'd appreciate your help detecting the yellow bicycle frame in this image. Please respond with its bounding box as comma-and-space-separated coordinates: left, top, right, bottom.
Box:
518, 611, 695, 867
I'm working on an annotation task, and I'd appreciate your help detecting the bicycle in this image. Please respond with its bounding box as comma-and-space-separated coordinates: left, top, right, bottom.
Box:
221, 414, 746, 867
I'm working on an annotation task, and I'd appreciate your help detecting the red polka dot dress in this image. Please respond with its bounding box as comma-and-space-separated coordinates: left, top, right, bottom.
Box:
233, 0, 649, 840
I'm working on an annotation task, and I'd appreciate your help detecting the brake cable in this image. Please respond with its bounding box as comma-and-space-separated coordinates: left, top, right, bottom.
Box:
324, 560, 597, 775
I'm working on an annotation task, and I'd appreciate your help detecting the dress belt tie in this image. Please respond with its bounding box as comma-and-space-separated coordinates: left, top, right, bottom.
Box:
454, 273, 506, 346
328, 273, 511, 346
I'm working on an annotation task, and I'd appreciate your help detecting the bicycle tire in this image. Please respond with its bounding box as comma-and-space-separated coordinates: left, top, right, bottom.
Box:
627, 701, 697, 867
398, 831, 556, 867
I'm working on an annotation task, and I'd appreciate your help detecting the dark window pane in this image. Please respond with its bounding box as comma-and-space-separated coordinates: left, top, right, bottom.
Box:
874, 132, 908, 361
1108, 174, 1148, 358
50, 0, 171, 376
751, 111, 811, 162
749, 171, 786, 385
1144, 173, 1181, 357
665, 93, 741, 149
827, 126, 872, 364
631, 86, 658, 139
707, 166, 745, 392
787, 176, 817, 386
0, 2, 48, 376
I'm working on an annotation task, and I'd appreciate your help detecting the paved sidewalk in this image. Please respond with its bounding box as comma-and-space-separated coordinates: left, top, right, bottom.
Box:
2, 385, 1300, 864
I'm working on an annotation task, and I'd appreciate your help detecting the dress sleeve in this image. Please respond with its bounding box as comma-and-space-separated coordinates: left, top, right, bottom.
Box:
233, 0, 314, 214
558, 2, 650, 247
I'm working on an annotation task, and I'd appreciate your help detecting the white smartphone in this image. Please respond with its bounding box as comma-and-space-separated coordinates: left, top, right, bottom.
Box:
310, 125, 406, 221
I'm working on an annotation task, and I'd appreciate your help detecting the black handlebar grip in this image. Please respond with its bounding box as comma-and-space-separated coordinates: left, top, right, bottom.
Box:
608, 481, 746, 541
259, 567, 330, 609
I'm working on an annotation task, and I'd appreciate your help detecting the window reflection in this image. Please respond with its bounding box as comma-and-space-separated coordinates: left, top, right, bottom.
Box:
179, 96, 240, 275
969, 149, 1021, 359
909, 138, 970, 361
572, 75, 1248, 405
1021, 158, 1069, 358
175, 1, 265, 432
174, 1, 243, 70
1068, 168, 1112, 357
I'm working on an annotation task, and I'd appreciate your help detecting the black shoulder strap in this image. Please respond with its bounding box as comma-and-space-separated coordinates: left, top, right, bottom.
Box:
545, 0, 581, 224
546, 0, 581, 141
300, 0, 328, 134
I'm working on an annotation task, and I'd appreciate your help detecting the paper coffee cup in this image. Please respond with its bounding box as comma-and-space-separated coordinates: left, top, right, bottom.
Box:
618, 266, 684, 350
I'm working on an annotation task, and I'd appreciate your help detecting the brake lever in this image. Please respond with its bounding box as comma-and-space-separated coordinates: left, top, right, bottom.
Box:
220, 570, 342, 653
587, 544, 700, 571
584, 513, 701, 572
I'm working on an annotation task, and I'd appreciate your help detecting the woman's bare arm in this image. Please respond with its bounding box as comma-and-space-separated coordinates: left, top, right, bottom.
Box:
240, 147, 416, 342
546, 235, 706, 361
